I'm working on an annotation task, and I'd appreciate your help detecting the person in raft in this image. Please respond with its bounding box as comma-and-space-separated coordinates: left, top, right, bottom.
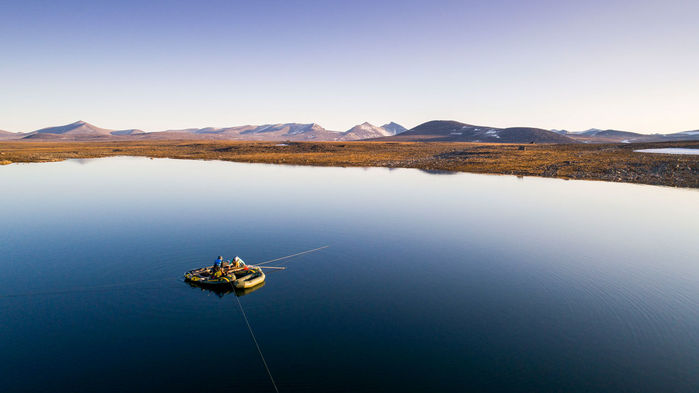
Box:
213, 256, 223, 274
233, 256, 246, 268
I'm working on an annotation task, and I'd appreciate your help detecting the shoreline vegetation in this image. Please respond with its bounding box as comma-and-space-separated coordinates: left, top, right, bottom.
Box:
1, 140, 698, 188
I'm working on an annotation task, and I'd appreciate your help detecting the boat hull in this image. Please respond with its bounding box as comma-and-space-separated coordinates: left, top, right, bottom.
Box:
184, 272, 235, 286
233, 271, 266, 289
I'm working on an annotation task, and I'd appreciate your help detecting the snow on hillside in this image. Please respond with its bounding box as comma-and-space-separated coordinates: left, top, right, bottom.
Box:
339, 122, 392, 140
380, 122, 407, 135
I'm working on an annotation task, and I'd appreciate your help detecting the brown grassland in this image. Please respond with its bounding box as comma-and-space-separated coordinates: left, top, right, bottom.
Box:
1, 140, 698, 188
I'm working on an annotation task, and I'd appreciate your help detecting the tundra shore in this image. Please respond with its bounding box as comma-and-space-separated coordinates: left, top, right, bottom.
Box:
1, 140, 698, 188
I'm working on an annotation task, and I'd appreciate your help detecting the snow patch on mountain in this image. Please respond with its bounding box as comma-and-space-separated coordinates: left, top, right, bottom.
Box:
339, 122, 392, 141
380, 122, 407, 135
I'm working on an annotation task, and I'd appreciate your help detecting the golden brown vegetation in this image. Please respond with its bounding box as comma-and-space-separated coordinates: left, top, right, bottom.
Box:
1, 140, 698, 188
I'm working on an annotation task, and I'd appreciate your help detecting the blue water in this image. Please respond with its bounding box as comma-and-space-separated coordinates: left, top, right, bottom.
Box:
1, 157, 698, 392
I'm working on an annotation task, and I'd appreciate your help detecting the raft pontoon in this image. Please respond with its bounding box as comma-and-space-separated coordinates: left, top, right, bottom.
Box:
184, 260, 265, 288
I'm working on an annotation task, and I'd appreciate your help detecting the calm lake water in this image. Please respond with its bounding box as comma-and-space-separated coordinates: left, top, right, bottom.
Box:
1, 157, 698, 393
634, 148, 699, 155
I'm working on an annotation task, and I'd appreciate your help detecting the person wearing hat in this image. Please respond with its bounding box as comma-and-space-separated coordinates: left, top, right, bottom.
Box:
232, 256, 245, 268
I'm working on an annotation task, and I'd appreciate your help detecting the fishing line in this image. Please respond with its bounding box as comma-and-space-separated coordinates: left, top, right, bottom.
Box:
255, 245, 329, 266
2, 246, 330, 391
233, 281, 280, 393
226, 246, 328, 391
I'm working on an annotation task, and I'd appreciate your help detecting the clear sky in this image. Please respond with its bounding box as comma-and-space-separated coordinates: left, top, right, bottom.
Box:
1, 0, 697, 133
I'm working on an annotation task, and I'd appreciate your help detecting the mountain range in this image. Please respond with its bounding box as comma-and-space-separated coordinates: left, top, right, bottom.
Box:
375, 121, 576, 143
0, 120, 406, 142
551, 128, 699, 143
1, 120, 698, 144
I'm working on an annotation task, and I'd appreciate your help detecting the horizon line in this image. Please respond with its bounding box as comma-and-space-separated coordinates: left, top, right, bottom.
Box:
2, 119, 697, 136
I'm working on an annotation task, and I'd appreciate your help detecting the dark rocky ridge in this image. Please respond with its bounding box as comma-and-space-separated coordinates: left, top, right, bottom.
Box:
374, 120, 577, 143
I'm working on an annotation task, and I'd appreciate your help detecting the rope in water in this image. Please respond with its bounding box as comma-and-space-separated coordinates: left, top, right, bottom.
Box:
2, 246, 332, 391
229, 245, 330, 392
234, 287, 280, 393
254, 245, 329, 266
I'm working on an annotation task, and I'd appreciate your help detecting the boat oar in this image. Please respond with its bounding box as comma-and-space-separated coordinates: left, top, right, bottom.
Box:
255, 266, 285, 270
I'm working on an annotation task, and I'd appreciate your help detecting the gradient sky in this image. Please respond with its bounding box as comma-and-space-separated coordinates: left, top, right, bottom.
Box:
1, 0, 698, 133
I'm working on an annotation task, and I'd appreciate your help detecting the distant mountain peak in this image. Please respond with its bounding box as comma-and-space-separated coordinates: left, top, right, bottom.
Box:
339, 122, 392, 141
583, 128, 603, 135
356, 122, 379, 130
27, 120, 149, 138
34, 120, 108, 135
69, 120, 93, 128
379, 120, 576, 143
380, 122, 407, 135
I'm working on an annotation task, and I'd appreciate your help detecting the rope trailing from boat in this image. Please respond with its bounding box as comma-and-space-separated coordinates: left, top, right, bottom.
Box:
255, 245, 329, 267
229, 246, 329, 391
233, 283, 280, 393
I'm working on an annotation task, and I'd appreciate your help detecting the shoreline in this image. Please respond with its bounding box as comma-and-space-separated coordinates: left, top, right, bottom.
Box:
1, 140, 698, 188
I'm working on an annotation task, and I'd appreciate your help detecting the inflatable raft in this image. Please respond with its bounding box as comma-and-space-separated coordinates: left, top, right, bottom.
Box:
184, 259, 266, 289
233, 268, 266, 289
184, 267, 236, 286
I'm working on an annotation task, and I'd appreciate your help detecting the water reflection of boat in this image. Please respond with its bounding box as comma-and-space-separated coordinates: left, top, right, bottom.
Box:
185, 280, 265, 297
